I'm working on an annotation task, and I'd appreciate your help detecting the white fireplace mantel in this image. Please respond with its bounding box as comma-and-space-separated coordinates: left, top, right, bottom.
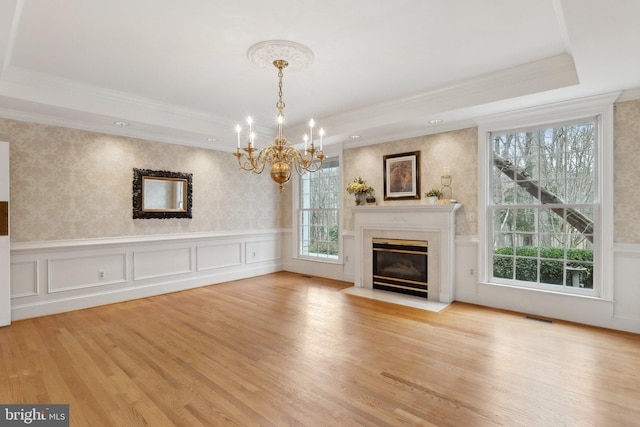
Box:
351, 204, 462, 303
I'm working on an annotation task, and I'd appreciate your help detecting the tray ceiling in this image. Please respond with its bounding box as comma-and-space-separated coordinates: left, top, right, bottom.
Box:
0, 0, 639, 150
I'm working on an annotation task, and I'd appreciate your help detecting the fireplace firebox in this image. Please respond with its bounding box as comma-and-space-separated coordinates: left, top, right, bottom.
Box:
372, 238, 428, 298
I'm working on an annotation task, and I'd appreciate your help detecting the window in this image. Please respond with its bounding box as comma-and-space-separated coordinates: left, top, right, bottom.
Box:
298, 157, 340, 260
490, 120, 596, 292
478, 94, 616, 299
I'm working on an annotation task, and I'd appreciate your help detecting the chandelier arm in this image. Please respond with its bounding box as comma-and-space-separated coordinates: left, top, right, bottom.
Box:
283, 145, 309, 175
293, 144, 324, 174
301, 160, 321, 174
303, 154, 319, 171
251, 147, 272, 175
293, 153, 309, 176
235, 147, 271, 175
235, 152, 256, 172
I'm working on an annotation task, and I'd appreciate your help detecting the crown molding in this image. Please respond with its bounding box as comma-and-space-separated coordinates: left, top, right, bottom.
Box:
289, 54, 578, 141
0, 106, 220, 150
1, 67, 230, 127
285, 54, 577, 150
474, 91, 621, 130
618, 87, 640, 103
339, 119, 477, 150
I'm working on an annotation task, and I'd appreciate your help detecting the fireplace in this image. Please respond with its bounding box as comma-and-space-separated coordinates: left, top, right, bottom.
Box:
373, 238, 428, 298
351, 204, 461, 303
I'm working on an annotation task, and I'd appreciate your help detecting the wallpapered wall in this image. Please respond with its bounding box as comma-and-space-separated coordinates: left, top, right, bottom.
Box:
342, 127, 478, 236
1, 119, 284, 242
614, 99, 640, 243
3, 98, 639, 244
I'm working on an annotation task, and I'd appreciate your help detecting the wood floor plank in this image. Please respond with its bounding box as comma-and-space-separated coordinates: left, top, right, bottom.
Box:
1, 272, 639, 426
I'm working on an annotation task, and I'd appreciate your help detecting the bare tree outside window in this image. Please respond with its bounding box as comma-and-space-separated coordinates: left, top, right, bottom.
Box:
491, 121, 595, 288
299, 157, 340, 259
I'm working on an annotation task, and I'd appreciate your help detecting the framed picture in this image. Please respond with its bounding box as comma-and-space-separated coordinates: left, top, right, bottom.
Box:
383, 151, 420, 200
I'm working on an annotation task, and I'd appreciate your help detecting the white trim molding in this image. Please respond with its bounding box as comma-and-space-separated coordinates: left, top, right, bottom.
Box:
0, 140, 10, 326
476, 92, 618, 297
10, 230, 283, 321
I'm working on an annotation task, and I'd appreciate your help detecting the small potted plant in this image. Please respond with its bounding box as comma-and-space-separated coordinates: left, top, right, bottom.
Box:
425, 189, 442, 204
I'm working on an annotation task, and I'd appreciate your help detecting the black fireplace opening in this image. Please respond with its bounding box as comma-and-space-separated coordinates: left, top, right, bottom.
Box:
372, 238, 428, 298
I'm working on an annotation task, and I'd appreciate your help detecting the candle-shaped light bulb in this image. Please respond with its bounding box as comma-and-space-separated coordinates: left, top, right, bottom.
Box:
309, 119, 315, 147
235, 124, 241, 148
247, 116, 253, 136
250, 132, 255, 148
277, 114, 284, 140
319, 128, 325, 151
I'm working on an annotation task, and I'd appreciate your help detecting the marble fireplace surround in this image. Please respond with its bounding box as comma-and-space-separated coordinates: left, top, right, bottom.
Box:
352, 204, 462, 303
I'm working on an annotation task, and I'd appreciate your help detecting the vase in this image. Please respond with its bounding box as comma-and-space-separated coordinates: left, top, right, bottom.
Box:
354, 193, 365, 206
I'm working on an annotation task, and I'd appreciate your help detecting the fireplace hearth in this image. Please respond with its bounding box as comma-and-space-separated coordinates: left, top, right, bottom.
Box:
373, 238, 428, 298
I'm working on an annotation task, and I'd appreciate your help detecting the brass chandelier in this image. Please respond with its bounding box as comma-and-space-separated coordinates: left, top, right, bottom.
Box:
234, 59, 325, 192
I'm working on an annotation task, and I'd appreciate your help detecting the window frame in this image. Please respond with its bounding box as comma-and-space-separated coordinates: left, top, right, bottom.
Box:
293, 154, 343, 264
477, 94, 617, 300
489, 119, 597, 295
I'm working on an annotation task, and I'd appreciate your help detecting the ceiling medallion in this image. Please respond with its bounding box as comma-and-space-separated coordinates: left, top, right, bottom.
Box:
247, 40, 314, 71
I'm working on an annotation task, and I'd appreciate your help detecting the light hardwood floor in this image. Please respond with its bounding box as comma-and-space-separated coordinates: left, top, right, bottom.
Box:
1, 272, 639, 426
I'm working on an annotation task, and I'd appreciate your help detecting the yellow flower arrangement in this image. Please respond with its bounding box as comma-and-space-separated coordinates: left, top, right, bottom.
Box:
346, 177, 374, 195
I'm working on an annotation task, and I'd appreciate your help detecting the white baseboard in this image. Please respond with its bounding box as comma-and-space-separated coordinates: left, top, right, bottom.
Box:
11, 262, 280, 321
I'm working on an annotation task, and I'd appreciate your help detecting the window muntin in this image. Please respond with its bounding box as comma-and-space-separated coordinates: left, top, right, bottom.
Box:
299, 157, 340, 260
489, 120, 596, 292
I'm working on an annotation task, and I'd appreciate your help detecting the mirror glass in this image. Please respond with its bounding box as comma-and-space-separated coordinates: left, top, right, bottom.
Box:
143, 177, 186, 211
133, 168, 192, 219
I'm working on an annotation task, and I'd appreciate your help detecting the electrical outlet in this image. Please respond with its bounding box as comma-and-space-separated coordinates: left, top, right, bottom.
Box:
98, 270, 105, 279
345, 255, 349, 262
469, 268, 474, 276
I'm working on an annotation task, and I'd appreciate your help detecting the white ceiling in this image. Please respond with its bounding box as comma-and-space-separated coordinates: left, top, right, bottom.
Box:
1, 0, 639, 152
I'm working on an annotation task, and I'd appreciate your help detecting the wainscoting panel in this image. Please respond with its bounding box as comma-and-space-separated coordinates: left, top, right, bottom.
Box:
10, 230, 283, 321
197, 241, 243, 271
10, 260, 39, 298
612, 243, 640, 328
133, 247, 192, 281
246, 238, 281, 264
49, 253, 127, 292
453, 236, 479, 303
